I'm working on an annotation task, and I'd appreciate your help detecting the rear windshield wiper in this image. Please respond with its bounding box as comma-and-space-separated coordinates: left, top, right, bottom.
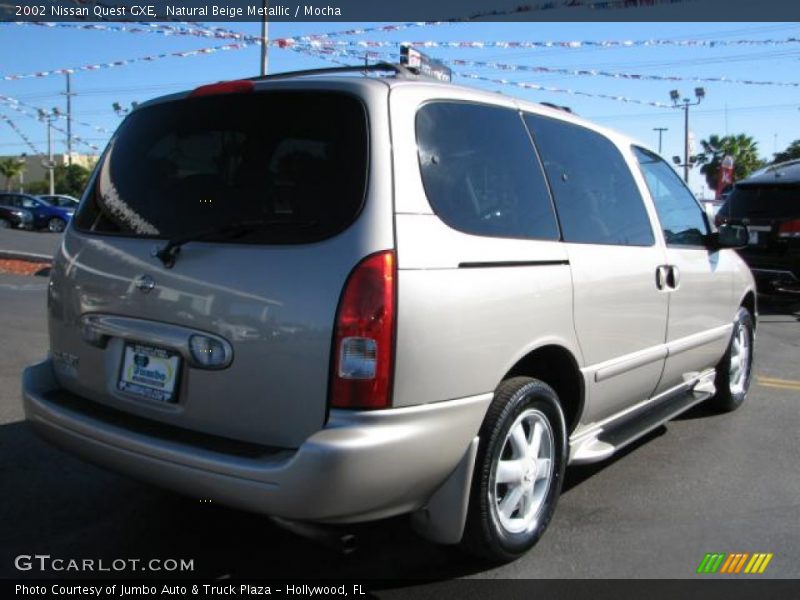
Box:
152, 219, 317, 268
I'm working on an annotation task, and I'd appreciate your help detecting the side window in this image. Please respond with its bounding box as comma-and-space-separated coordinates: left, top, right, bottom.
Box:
1, 195, 18, 208
416, 102, 559, 241
633, 147, 708, 247
524, 114, 654, 246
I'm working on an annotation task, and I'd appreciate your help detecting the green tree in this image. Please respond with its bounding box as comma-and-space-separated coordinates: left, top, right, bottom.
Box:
773, 139, 800, 164
0, 157, 25, 191
695, 134, 765, 190
53, 163, 91, 198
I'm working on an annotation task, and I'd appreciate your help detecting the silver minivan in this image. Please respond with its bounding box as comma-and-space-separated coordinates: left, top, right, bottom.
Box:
23, 64, 756, 562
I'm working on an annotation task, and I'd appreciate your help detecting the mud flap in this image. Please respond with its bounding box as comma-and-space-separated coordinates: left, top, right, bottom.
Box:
411, 436, 479, 545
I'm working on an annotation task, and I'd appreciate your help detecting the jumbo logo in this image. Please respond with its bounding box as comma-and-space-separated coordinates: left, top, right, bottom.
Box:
128, 354, 172, 385
696, 552, 774, 574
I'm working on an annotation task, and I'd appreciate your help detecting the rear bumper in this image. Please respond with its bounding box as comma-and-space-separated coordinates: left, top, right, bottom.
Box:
23, 359, 490, 523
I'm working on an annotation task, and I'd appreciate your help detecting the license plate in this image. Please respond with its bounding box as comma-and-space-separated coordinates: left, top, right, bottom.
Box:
118, 343, 181, 403
748, 230, 760, 245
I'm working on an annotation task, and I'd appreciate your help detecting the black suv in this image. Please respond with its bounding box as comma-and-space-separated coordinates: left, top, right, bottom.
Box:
717, 160, 800, 296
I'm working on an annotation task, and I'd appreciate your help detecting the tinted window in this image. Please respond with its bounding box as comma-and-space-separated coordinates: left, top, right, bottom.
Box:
725, 185, 800, 220
524, 115, 654, 246
0, 195, 38, 209
416, 102, 559, 240
75, 92, 368, 244
633, 147, 708, 247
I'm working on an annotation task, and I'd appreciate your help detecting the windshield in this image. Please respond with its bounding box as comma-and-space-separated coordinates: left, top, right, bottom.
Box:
75, 91, 368, 244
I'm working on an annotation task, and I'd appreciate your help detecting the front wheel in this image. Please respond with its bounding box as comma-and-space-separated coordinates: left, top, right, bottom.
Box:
47, 217, 66, 233
710, 307, 754, 412
461, 377, 567, 562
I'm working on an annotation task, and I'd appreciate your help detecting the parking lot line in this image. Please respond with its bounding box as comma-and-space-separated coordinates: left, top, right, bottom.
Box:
756, 375, 800, 391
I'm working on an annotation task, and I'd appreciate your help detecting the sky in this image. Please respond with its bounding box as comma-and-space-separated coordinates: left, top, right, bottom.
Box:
0, 20, 799, 196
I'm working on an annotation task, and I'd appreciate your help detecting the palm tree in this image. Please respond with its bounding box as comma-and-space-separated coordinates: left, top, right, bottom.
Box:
695, 134, 764, 191
773, 139, 800, 164
0, 157, 25, 191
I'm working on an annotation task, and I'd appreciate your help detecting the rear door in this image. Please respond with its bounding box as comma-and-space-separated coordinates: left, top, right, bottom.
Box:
49, 84, 394, 448
524, 115, 669, 423
632, 147, 734, 394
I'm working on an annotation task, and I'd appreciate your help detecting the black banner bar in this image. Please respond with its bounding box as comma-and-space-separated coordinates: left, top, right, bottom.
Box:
2, 0, 800, 23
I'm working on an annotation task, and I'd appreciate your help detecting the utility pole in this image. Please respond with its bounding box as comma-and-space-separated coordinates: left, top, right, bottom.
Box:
63, 72, 75, 165
260, 2, 269, 76
38, 108, 56, 195
653, 127, 668, 154
669, 88, 705, 183
46, 115, 54, 195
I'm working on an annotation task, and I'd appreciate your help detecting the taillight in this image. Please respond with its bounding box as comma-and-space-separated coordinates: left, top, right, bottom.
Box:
330, 251, 396, 409
190, 80, 254, 97
778, 219, 800, 238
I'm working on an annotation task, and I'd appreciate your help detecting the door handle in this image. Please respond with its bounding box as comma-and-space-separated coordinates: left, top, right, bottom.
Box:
655, 265, 669, 290
667, 265, 680, 289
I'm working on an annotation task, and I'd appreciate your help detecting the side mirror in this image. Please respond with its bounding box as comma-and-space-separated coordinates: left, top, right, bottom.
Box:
713, 223, 748, 249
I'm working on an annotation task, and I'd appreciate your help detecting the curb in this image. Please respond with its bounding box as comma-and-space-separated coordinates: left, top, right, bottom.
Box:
0, 250, 53, 264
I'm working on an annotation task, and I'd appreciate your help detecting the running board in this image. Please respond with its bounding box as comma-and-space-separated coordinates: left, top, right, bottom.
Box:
570, 373, 715, 465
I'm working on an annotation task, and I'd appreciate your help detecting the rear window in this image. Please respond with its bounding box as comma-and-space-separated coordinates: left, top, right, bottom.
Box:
75, 91, 368, 243
723, 185, 799, 220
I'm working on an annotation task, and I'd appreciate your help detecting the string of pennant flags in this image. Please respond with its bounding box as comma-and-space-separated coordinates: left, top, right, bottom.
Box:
296, 37, 800, 50
296, 45, 675, 108
13, 21, 800, 50
10, 21, 448, 43
1, 42, 253, 81
443, 58, 800, 87
457, 72, 674, 107
5, 35, 800, 89
0, 95, 103, 151
1, 115, 41, 154
0, 94, 113, 136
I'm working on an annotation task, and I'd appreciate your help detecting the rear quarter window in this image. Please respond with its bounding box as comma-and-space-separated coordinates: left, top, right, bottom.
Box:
75, 91, 368, 244
415, 102, 559, 241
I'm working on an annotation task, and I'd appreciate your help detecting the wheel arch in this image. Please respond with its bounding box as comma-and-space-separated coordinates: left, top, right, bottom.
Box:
502, 344, 584, 435
739, 289, 757, 329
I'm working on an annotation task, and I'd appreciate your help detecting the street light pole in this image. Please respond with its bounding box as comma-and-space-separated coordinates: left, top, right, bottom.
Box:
653, 127, 668, 154
669, 88, 705, 183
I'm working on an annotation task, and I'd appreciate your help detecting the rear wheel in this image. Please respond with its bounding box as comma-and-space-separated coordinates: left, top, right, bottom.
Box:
47, 217, 66, 233
461, 377, 566, 562
710, 307, 754, 412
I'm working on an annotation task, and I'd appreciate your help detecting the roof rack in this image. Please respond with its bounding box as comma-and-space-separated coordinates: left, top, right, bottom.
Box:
246, 62, 417, 82
540, 102, 574, 114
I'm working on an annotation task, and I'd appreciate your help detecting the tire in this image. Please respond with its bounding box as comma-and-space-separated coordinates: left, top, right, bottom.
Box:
461, 377, 567, 562
709, 307, 754, 412
47, 217, 66, 233
0, 218, 10, 229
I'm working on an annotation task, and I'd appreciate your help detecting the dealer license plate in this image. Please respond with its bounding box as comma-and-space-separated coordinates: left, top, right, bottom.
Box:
118, 343, 181, 403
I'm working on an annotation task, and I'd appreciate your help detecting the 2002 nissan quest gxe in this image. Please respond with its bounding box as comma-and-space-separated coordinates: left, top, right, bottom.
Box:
23, 63, 756, 562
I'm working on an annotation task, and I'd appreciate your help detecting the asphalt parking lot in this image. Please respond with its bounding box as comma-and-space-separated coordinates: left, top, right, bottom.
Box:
0, 246, 798, 586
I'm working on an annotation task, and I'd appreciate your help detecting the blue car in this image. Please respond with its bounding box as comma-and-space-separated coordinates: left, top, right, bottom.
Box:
0, 192, 74, 232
